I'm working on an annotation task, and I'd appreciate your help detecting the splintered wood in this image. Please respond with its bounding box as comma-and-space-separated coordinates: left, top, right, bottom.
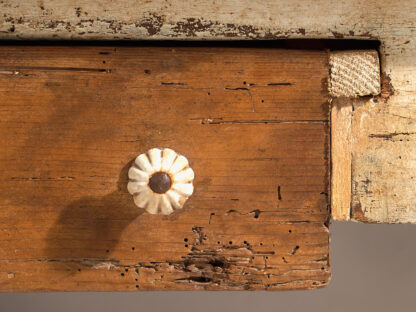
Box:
0, 47, 330, 291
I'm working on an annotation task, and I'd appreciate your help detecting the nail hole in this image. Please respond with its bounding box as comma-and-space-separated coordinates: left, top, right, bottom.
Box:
290, 245, 300, 255
252, 209, 261, 219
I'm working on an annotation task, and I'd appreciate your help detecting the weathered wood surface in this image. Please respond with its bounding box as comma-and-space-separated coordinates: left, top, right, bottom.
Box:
1, 0, 412, 223
331, 98, 353, 221
329, 50, 380, 98
0, 47, 330, 291
329, 50, 381, 221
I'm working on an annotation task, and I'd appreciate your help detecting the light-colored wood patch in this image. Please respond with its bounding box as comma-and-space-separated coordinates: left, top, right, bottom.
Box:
329, 50, 381, 221
329, 50, 380, 97
331, 98, 352, 221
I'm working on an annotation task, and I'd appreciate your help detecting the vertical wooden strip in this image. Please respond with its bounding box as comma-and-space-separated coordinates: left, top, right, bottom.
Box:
331, 98, 352, 220
329, 50, 380, 221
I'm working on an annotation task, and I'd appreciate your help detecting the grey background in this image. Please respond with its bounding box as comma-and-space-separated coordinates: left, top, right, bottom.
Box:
1, 221, 415, 312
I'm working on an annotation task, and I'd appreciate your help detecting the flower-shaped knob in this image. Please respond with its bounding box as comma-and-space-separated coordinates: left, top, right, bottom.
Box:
127, 148, 194, 215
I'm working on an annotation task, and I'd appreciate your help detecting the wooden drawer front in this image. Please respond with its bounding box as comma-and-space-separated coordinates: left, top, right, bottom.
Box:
0, 46, 330, 291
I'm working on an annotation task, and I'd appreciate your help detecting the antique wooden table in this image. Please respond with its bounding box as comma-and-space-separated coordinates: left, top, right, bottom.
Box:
1, 0, 415, 292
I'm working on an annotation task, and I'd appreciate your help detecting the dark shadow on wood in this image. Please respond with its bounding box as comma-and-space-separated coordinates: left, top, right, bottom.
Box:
44, 160, 143, 273
0, 38, 381, 51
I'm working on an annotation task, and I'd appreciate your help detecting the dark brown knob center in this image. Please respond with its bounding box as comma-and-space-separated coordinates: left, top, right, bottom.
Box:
148, 172, 172, 194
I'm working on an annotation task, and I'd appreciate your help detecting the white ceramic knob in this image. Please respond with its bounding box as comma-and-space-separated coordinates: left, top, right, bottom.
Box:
127, 148, 194, 215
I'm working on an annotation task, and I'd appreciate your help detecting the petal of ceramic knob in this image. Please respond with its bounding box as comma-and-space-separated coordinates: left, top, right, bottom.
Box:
127, 148, 194, 215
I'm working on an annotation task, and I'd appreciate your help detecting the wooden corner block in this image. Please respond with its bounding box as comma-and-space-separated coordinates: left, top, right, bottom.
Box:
329, 50, 381, 97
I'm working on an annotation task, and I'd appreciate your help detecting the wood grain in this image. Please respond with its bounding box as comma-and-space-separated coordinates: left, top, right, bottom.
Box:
330, 98, 352, 221
329, 50, 380, 98
329, 50, 381, 221
2, 0, 413, 224
0, 46, 330, 291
